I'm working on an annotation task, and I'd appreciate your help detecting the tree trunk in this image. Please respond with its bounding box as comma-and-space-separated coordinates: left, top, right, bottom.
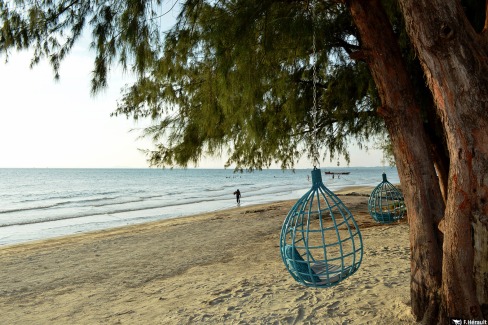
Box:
346, 0, 446, 322
424, 102, 450, 204
398, 0, 488, 320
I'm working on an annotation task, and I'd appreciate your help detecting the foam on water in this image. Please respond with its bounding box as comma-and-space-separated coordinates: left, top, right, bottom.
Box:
0, 167, 399, 246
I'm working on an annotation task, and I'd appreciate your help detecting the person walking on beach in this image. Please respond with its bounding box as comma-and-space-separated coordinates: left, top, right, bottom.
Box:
233, 189, 241, 205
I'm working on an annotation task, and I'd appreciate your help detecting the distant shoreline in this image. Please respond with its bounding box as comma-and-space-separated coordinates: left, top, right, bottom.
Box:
0, 184, 375, 249
0, 166, 387, 169
0, 167, 396, 247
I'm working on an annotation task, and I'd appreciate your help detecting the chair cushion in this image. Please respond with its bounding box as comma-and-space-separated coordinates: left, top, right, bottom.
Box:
284, 245, 352, 285
284, 245, 321, 283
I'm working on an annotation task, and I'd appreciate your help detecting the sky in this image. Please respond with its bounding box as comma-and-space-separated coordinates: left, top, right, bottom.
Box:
0, 5, 384, 169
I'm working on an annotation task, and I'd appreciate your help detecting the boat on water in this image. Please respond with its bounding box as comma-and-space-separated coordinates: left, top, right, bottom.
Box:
324, 171, 351, 175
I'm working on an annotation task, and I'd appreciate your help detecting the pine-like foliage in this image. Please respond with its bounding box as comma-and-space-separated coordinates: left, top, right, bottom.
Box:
0, 0, 164, 91
114, 0, 384, 169
1, 0, 386, 169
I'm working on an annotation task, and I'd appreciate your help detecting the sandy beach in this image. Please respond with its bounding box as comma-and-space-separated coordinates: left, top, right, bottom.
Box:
0, 186, 416, 324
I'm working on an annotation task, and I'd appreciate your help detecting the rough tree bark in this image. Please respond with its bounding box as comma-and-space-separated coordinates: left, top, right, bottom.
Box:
398, 0, 488, 320
346, 0, 446, 323
424, 102, 450, 204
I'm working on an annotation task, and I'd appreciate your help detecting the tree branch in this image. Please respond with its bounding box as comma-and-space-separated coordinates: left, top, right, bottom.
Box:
348, 49, 368, 62
332, 37, 361, 55
483, 0, 488, 34
297, 78, 329, 89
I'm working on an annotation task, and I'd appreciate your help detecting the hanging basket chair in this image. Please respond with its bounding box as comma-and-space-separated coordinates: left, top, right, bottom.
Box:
279, 167, 363, 288
368, 173, 406, 224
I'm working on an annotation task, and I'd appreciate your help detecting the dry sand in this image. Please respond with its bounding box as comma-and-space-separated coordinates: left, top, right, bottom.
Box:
0, 186, 417, 324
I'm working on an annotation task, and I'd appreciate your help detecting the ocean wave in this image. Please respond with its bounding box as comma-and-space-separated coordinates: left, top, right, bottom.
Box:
0, 167, 400, 246
0, 195, 125, 214
0, 196, 239, 228
16, 190, 120, 203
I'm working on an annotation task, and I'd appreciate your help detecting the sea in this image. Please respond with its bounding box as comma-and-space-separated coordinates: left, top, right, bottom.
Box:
0, 167, 399, 246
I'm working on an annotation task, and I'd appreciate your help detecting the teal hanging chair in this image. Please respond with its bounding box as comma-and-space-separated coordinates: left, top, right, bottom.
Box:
280, 168, 363, 288
368, 173, 406, 224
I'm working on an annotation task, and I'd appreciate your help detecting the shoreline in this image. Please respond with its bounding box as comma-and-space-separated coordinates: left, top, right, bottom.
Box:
0, 199, 293, 252
0, 186, 416, 324
0, 184, 375, 250
1, 166, 399, 248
